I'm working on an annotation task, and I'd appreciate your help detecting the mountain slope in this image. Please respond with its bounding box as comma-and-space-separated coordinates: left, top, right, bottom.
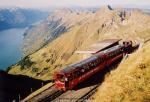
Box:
8, 6, 150, 81
94, 41, 150, 102
22, 8, 93, 55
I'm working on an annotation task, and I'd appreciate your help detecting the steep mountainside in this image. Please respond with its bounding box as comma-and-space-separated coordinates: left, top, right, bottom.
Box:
8, 6, 150, 81
22, 8, 94, 55
94, 41, 150, 102
0, 8, 48, 30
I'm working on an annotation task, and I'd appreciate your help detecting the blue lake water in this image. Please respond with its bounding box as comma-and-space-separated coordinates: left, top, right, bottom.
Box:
0, 28, 27, 70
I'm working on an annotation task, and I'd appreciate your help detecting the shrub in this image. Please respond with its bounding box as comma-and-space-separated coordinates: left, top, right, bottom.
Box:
19, 56, 35, 70
32, 67, 39, 73
46, 59, 51, 63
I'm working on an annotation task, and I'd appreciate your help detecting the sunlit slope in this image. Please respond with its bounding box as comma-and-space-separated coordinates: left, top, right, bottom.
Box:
94, 41, 150, 102
8, 7, 150, 80
22, 8, 93, 55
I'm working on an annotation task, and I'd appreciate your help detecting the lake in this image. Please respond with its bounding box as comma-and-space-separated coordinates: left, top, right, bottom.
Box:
0, 28, 27, 70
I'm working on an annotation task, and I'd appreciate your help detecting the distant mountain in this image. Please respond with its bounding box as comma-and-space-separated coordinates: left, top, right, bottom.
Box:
0, 8, 49, 30
22, 6, 150, 56
22, 8, 94, 55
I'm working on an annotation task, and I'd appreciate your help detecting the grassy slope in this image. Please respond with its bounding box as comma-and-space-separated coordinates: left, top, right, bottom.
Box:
8, 9, 150, 81
94, 42, 150, 102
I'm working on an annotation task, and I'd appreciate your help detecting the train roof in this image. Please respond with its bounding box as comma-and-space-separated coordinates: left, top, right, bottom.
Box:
102, 45, 122, 53
61, 54, 101, 74
75, 39, 121, 54
60, 44, 122, 74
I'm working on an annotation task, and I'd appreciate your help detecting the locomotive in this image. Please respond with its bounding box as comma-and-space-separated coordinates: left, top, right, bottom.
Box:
54, 41, 132, 91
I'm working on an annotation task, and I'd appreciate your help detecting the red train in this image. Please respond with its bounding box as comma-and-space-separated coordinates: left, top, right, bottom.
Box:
54, 41, 132, 91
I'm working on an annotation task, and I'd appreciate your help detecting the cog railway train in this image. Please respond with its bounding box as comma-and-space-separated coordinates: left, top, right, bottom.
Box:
54, 41, 132, 91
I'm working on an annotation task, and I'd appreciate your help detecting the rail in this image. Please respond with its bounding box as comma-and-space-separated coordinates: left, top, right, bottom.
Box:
75, 85, 99, 102
22, 84, 54, 102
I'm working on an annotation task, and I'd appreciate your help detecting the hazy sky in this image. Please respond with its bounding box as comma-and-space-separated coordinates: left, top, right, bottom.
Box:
0, 0, 150, 8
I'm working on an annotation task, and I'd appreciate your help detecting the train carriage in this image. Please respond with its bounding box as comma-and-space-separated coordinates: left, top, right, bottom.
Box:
54, 41, 132, 91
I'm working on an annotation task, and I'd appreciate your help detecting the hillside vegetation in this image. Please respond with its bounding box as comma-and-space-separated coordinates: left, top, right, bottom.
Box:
8, 6, 150, 81
94, 41, 150, 102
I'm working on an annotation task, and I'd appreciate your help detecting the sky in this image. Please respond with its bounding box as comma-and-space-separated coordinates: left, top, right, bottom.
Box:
0, 0, 150, 9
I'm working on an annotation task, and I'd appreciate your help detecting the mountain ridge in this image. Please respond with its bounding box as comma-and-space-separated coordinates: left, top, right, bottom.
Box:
8, 6, 150, 81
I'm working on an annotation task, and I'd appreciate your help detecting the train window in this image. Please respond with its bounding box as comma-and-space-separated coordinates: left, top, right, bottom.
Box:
98, 58, 100, 62
113, 52, 115, 56
114, 51, 116, 56
96, 59, 99, 64
59, 75, 67, 82
93, 62, 96, 66
83, 64, 86, 69
98, 58, 101, 63
88, 63, 92, 67
101, 58, 103, 61
74, 71, 79, 78
84, 67, 88, 73
115, 51, 117, 55
67, 74, 71, 81
69, 73, 74, 81
114, 51, 116, 55
117, 50, 119, 54
83, 64, 88, 69
92, 62, 95, 67
81, 69, 85, 73
86, 65, 90, 71
98, 58, 100, 63
111, 53, 113, 57
97, 59, 99, 63
95, 60, 98, 65
76, 70, 81, 77
73, 72, 77, 79
100, 58, 102, 62
109, 53, 111, 57
91, 62, 94, 67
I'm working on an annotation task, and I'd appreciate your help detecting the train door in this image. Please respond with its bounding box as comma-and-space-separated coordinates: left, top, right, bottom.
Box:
65, 74, 69, 88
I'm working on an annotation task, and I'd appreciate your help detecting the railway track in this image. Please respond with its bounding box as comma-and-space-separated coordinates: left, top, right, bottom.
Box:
75, 85, 99, 102
24, 85, 64, 102
39, 88, 64, 102
51, 85, 99, 102
24, 59, 122, 102
52, 59, 122, 102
